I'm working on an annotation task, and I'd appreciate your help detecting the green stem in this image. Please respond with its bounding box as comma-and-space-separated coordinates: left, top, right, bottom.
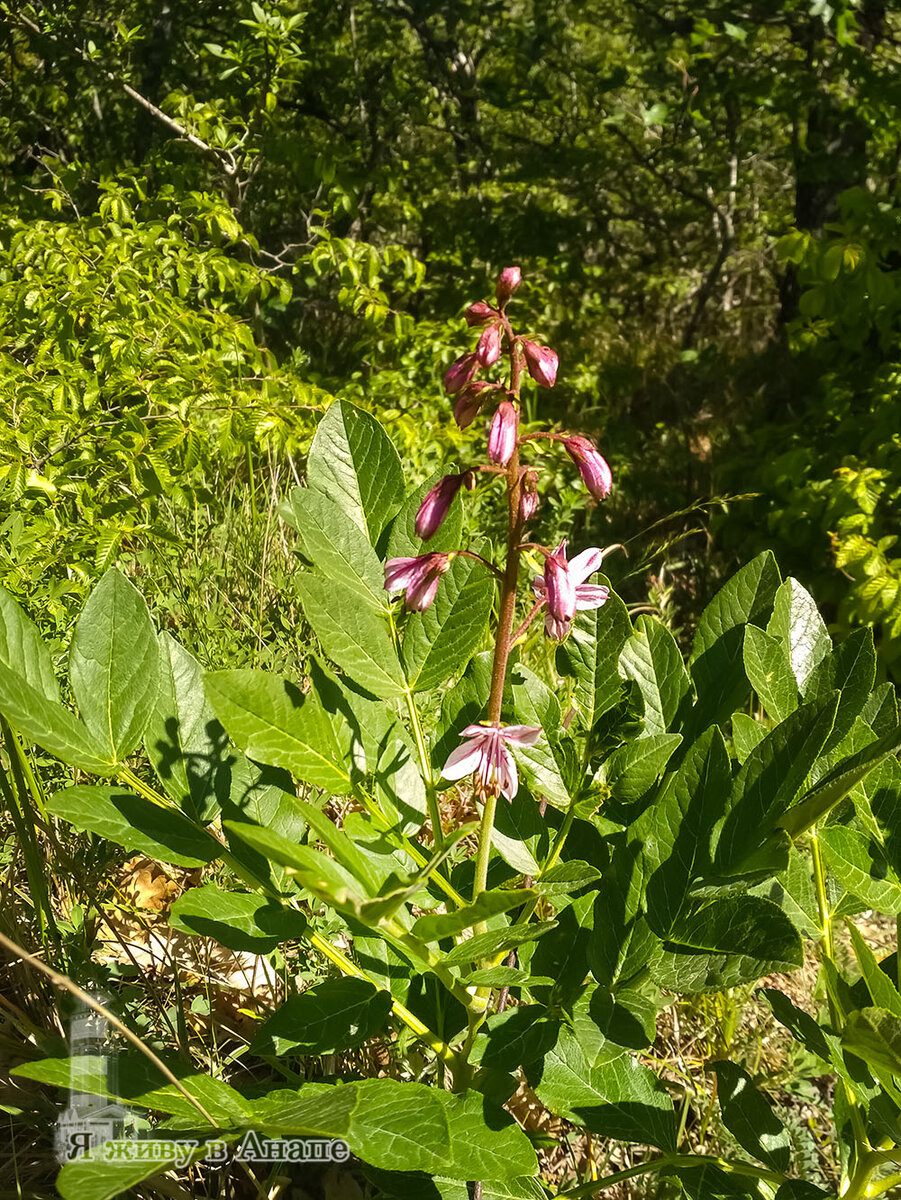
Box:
558, 1153, 786, 1199
403, 686, 445, 848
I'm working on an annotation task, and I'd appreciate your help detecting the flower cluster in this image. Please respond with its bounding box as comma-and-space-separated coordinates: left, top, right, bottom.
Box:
383, 267, 614, 800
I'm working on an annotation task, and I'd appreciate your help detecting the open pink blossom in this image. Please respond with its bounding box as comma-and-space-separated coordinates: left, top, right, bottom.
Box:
441, 723, 541, 800
533, 540, 610, 640
385, 552, 451, 611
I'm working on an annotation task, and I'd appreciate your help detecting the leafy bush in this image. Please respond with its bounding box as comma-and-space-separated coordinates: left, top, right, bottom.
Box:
2, 273, 901, 1200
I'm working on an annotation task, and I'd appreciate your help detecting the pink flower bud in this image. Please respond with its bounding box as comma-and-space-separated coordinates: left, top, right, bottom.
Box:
444, 352, 479, 395
496, 266, 522, 305
487, 400, 519, 466
465, 301, 497, 327
544, 541, 577, 626
564, 435, 612, 499
453, 381, 492, 429
415, 474, 464, 541
384, 552, 451, 611
522, 341, 558, 388
476, 323, 501, 367
519, 469, 539, 522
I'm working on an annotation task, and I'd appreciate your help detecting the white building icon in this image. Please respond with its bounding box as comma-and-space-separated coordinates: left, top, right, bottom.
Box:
54, 1001, 129, 1163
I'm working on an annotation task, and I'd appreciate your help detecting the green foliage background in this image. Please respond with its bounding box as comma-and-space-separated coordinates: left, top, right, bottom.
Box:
1, 0, 899, 668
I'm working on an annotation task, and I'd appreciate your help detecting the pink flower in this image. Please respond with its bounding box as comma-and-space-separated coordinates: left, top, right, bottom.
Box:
441, 723, 542, 800
522, 341, 558, 388
519, 469, 539, 522
488, 400, 519, 466
476, 323, 502, 367
564, 435, 612, 499
453, 381, 493, 429
444, 352, 479, 395
385, 553, 451, 611
415, 475, 464, 541
533, 541, 610, 640
465, 301, 497, 327
496, 266, 522, 306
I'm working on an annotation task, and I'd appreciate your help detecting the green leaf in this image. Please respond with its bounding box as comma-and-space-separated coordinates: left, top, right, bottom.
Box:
528, 1026, 676, 1150
604, 733, 683, 808
731, 713, 767, 764
508, 663, 572, 810
280, 486, 387, 610
779, 728, 901, 837
144, 633, 228, 821
402, 554, 494, 692
492, 790, 550, 876
253, 1079, 537, 1180
802, 627, 876, 756
843, 1007, 901, 1078
633, 726, 731, 936
0, 587, 59, 701
847, 922, 901, 1016
709, 1060, 792, 1172
473, 1007, 560, 1072
820, 827, 901, 914
56, 1148, 208, 1200
657, 896, 802, 993
205, 668, 353, 793
0, 662, 111, 773
412, 889, 535, 942
250, 978, 392, 1055
766, 577, 831, 691
306, 400, 404, 543
49, 785, 219, 868
68, 568, 158, 763
688, 552, 781, 731
441, 922, 558, 968
387, 472, 464, 561
713, 695, 839, 874
168, 885, 307, 952
743, 625, 797, 722
619, 615, 691, 734
296, 575, 406, 699
556, 579, 631, 732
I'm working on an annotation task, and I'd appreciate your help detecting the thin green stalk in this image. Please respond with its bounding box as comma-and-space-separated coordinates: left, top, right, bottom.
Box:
7, 725, 50, 822
558, 1152, 786, 1199
403, 686, 445, 848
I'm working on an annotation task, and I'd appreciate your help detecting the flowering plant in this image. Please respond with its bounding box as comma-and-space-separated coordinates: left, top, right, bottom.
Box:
3, 271, 901, 1200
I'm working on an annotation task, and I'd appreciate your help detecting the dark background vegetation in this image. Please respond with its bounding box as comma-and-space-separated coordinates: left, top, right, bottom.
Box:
2, 0, 900, 673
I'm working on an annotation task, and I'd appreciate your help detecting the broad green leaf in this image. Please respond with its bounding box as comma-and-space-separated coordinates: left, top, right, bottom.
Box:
528, 1026, 676, 1150
280, 486, 387, 610
221, 758, 307, 892
820, 827, 901, 914
657, 896, 802, 993
387, 471, 465, 561
662, 1163, 759, 1198
774, 1184, 830, 1200
731, 712, 767, 763
588, 842, 659, 987
760, 989, 853, 1087
250, 977, 392, 1055
750, 844, 819, 938
619, 615, 691, 735
402, 554, 494, 692
508, 663, 572, 810
56, 1147, 210, 1200
472, 1007, 560, 1072
0, 587, 59, 701
537, 861, 601, 895
144, 633, 228, 821
412, 889, 535, 941
802, 627, 876, 756
743, 625, 797, 722
709, 1060, 791, 1172
12, 1052, 250, 1124
49, 785, 219, 867
713, 694, 839, 874
556, 579, 631, 732
688, 551, 781, 731
847, 923, 901, 1017
779, 728, 901, 837
252, 1078, 537, 1180
633, 726, 731, 936
168, 885, 307, 952
296, 574, 406, 698
766, 577, 830, 691
527, 890, 596, 1007
225, 822, 366, 904
441, 922, 558, 968
492, 789, 550, 875
68, 567, 158, 762
603, 733, 682, 807
0, 662, 111, 772
205, 667, 353, 793
861, 683, 900, 739
306, 400, 404, 543
843, 1007, 901, 1078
